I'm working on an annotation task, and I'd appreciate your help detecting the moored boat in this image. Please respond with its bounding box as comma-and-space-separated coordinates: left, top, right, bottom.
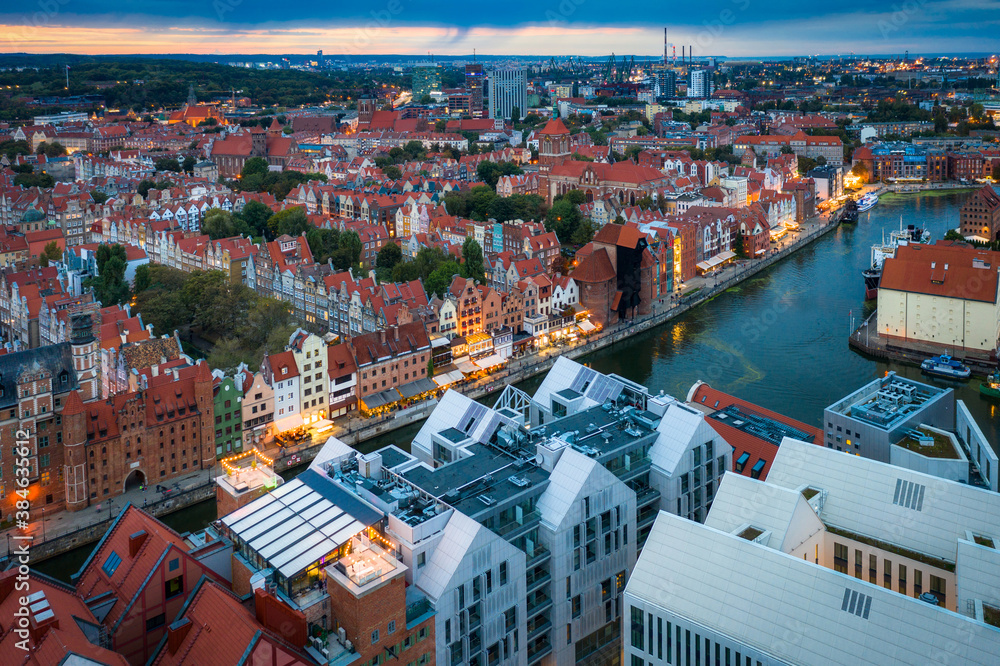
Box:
921, 355, 972, 379
857, 192, 879, 212
981, 370, 1000, 398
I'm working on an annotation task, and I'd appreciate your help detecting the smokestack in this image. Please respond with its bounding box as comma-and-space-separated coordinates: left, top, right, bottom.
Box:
690, 45, 693, 66
664, 28, 668, 66
682, 45, 685, 63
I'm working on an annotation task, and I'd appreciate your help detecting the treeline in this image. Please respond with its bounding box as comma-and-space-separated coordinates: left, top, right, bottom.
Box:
443, 186, 547, 223
131, 264, 298, 372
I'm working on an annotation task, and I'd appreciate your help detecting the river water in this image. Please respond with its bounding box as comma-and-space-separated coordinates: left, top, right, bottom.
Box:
37, 189, 999, 581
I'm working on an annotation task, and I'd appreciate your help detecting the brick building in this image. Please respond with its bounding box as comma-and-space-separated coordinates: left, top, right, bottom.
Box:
960, 184, 1000, 242
348, 322, 431, 405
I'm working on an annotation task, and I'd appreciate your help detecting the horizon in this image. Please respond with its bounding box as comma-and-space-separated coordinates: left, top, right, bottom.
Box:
3, 1, 1000, 58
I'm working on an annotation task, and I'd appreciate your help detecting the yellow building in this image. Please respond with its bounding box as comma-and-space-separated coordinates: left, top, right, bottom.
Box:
877, 242, 1000, 354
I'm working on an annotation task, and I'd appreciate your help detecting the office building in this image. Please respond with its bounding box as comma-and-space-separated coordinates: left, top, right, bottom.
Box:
687, 70, 711, 98
466, 63, 486, 117
825, 371, 997, 490
624, 438, 1000, 666
220, 356, 729, 666
489, 67, 528, 120
412, 63, 441, 99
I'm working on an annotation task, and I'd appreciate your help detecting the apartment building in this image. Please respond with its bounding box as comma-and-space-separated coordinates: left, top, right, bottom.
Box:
623, 438, 1000, 666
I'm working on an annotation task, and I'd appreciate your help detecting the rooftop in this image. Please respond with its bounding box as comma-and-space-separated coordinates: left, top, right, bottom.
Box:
896, 427, 961, 459
826, 372, 946, 431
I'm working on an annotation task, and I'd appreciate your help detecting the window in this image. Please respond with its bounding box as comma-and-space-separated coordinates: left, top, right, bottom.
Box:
417, 552, 425, 568
102, 551, 122, 577
388, 620, 396, 634
834, 543, 848, 573
869, 554, 877, 583
164, 575, 184, 599
914, 569, 923, 597
898, 564, 907, 594
499, 561, 508, 586
371, 629, 380, 644
630, 606, 644, 650
169, 557, 179, 571
572, 595, 581, 619
146, 613, 166, 632
883, 559, 892, 589
930, 575, 947, 606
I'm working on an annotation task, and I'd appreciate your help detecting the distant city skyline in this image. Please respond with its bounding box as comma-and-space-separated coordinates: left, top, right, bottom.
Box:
2, 1, 999, 57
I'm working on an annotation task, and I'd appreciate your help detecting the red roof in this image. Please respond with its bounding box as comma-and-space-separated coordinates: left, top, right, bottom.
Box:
880, 242, 1000, 304
572, 247, 616, 283
689, 382, 823, 481
539, 118, 570, 136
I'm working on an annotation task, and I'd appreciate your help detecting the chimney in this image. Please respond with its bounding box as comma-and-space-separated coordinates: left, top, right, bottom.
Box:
380, 329, 386, 344
128, 530, 148, 558
167, 618, 193, 655
394, 326, 400, 341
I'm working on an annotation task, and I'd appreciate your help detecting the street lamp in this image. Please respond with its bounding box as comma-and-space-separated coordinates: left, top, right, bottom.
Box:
40, 507, 45, 542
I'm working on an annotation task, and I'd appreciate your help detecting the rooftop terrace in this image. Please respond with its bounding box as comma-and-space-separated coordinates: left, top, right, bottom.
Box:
827, 373, 945, 431
896, 427, 961, 459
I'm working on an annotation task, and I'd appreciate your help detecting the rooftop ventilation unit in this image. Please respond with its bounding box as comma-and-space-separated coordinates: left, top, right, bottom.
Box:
478, 494, 497, 506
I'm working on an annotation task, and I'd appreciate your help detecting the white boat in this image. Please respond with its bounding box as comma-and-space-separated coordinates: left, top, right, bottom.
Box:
861, 220, 930, 299
921, 355, 971, 379
856, 193, 879, 212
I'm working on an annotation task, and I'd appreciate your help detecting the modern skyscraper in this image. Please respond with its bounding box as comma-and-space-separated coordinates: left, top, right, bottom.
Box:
465, 63, 485, 117
412, 62, 441, 99
488, 66, 528, 120
657, 69, 677, 98
687, 69, 712, 98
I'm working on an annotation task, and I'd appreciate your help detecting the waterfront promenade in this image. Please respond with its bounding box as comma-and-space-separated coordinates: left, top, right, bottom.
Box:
6, 206, 843, 562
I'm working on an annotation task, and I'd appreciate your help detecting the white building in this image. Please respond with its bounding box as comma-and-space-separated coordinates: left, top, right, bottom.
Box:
624, 438, 1000, 666
687, 70, 712, 98
489, 67, 528, 120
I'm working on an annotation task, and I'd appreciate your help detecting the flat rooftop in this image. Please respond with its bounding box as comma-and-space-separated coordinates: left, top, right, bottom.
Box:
539, 403, 661, 459
826, 373, 946, 431
401, 443, 550, 517
895, 427, 960, 459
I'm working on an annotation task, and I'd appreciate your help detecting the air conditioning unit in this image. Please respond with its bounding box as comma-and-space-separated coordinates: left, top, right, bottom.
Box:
338, 627, 347, 644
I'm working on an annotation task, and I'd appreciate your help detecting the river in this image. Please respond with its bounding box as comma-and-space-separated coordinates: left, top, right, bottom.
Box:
37, 189, 999, 581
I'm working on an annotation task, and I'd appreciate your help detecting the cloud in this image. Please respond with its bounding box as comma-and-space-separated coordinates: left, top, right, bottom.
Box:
1, 0, 998, 56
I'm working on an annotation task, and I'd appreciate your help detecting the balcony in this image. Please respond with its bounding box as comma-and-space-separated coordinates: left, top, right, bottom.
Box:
525, 568, 551, 594
525, 545, 550, 569
527, 591, 552, 617
405, 596, 433, 628
527, 637, 553, 664
635, 486, 661, 508
609, 455, 652, 481
495, 510, 541, 538
527, 618, 551, 641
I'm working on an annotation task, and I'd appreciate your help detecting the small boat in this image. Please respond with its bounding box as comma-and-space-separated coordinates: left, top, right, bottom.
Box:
981, 370, 1000, 398
921, 355, 972, 379
841, 199, 859, 224
856, 193, 879, 212
861, 221, 930, 300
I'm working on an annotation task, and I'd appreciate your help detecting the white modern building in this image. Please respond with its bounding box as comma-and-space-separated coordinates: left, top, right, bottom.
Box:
624, 438, 1000, 666
489, 67, 528, 120
687, 70, 712, 98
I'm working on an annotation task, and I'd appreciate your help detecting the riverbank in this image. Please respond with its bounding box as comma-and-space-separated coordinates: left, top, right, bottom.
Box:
849, 310, 998, 376
8, 209, 842, 564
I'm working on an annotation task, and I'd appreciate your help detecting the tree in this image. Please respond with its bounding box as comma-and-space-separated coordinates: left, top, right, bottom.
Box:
779, 145, 794, 155
241, 157, 270, 178
427, 357, 435, 378
461, 237, 486, 284
376, 242, 403, 275
943, 229, 965, 242
90, 190, 109, 205
383, 165, 402, 180
993, 164, 1000, 182
85, 244, 130, 306
266, 207, 310, 240
425, 261, 462, 298
133, 264, 151, 293
207, 337, 257, 374
613, 215, 626, 225
154, 157, 181, 173
38, 240, 62, 267
571, 218, 597, 246
202, 208, 249, 240
240, 199, 272, 238
36, 141, 66, 157
733, 230, 748, 259
182, 155, 196, 173
510, 106, 521, 125
851, 161, 869, 183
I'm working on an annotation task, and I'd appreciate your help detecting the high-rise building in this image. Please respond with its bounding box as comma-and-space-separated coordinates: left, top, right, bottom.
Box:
657, 69, 677, 98
488, 66, 528, 120
412, 62, 441, 99
687, 69, 712, 98
465, 63, 485, 117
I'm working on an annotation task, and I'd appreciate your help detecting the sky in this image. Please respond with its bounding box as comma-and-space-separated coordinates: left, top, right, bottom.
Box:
2, 0, 1000, 57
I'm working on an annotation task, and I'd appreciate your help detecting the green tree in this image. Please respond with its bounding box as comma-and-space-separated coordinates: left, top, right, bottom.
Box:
133, 264, 151, 293
207, 337, 257, 374
993, 164, 1000, 182
461, 237, 486, 284
779, 145, 794, 155
38, 240, 62, 267
85, 244, 130, 306
154, 157, 181, 172
733, 230, 748, 259
90, 190, 109, 205
511, 106, 521, 125
202, 208, 250, 240
376, 242, 403, 275
943, 229, 965, 242
570, 218, 597, 246
425, 260, 462, 298
240, 199, 272, 238
266, 207, 310, 240
241, 157, 270, 178
383, 165, 402, 180
36, 141, 67, 157
182, 155, 196, 173
242, 298, 292, 350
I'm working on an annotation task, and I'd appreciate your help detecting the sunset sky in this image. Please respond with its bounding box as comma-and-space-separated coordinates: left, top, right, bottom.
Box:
2, 0, 999, 57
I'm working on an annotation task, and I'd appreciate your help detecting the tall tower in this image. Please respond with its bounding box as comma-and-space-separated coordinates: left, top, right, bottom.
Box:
358, 93, 375, 125
61, 390, 88, 512
187, 83, 197, 107
70, 314, 98, 402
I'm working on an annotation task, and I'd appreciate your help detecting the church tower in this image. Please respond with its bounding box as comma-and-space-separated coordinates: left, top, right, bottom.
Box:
70, 314, 98, 402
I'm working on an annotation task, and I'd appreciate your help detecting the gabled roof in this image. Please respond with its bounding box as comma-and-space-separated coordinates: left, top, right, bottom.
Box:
571, 247, 615, 283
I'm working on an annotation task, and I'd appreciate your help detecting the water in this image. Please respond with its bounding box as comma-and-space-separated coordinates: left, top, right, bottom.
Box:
577, 189, 999, 449
36, 189, 999, 580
